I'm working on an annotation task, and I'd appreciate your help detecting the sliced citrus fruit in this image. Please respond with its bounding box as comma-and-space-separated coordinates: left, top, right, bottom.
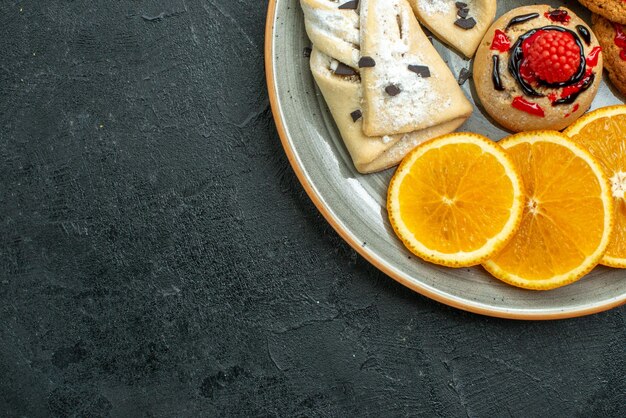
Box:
387, 133, 524, 267
564, 105, 626, 268
483, 131, 614, 290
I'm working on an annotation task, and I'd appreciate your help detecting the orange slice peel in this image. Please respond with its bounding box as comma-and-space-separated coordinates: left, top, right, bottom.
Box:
565, 105, 626, 268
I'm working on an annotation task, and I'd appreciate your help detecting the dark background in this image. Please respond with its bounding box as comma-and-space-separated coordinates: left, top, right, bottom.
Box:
0, 1, 624, 416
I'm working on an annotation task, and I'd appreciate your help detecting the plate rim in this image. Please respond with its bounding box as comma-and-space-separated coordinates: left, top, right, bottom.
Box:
264, 0, 626, 320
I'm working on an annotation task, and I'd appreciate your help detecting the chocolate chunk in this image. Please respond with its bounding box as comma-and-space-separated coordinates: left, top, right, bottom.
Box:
358, 56, 376, 68
338, 0, 359, 10
455, 2, 467, 8
457, 8, 469, 19
408, 64, 431, 78
334, 62, 357, 76
457, 67, 471, 85
303, 47, 312, 58
385, 84, 401, 96
350, 109, 362, 122
454, 17, 477, 30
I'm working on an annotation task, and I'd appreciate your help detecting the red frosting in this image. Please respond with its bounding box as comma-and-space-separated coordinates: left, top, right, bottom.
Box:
586, 46, 602, 67
614, 23, 626, 61
544, 10, 571, 25
551, 47, 602, 101
561, 75, 590, 98
564, 104, 580, 118
512, 96, 545, 117
491, 30, 511, 53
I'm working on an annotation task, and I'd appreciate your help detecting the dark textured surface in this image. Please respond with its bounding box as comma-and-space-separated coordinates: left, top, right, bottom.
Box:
0, 1, 625, 417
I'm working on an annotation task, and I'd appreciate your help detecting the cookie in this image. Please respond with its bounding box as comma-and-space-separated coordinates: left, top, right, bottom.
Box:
410, 0, 497, 58
578, 0, 626, 25
592, 14, 626, 97
310, 48, 468, 173
359, 0, 472, 137
473, 6, 603, 132
300, 0, 361, 68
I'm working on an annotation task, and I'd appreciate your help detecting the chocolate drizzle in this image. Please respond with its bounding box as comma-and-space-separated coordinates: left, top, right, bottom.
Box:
576, 25, 591, 46
505, 13, 540, 30
508, 26, 586, 97
492, 55, 504, 91
553, 73, 595, 105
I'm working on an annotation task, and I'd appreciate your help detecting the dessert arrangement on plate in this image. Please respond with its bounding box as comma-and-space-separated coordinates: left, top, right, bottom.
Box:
300, 0, 626, 290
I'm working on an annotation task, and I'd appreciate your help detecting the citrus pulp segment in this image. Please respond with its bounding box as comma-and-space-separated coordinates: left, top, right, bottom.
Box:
484, 131, 614, 290
387, 133, 524, 267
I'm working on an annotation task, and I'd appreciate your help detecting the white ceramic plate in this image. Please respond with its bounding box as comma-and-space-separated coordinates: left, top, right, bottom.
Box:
265, 0, 626, 319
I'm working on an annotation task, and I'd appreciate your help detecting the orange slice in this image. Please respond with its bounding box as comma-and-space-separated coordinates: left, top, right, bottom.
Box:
483, 132, 614, 290
387, 133, 524, 267
564, 105, 626, 268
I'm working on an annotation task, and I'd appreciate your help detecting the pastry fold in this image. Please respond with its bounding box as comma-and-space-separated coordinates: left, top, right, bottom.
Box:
311, 48, 468, 173
359, 0, 473, 137
300, 0, 361, 67
409, 0, 496, 58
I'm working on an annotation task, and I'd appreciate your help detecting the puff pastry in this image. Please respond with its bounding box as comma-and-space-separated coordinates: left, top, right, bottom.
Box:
310, 48, 467, 173
300, 0, 361, 67
301, 0, 472, 173
410, 0, 496, 58
359, 0, 472, 137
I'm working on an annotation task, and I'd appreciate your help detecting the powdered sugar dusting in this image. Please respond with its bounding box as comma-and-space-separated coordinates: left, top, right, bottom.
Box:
419, 0, 474, 16
363, 0, 451, 132
301, 4, 360, 42
419, 0, 452, 15
385, 133, 424, 160
301, 0, 361, 65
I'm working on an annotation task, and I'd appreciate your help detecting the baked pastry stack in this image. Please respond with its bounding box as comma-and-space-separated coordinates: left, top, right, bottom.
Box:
301, 0, 473, 173
580, 0, 626, 97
